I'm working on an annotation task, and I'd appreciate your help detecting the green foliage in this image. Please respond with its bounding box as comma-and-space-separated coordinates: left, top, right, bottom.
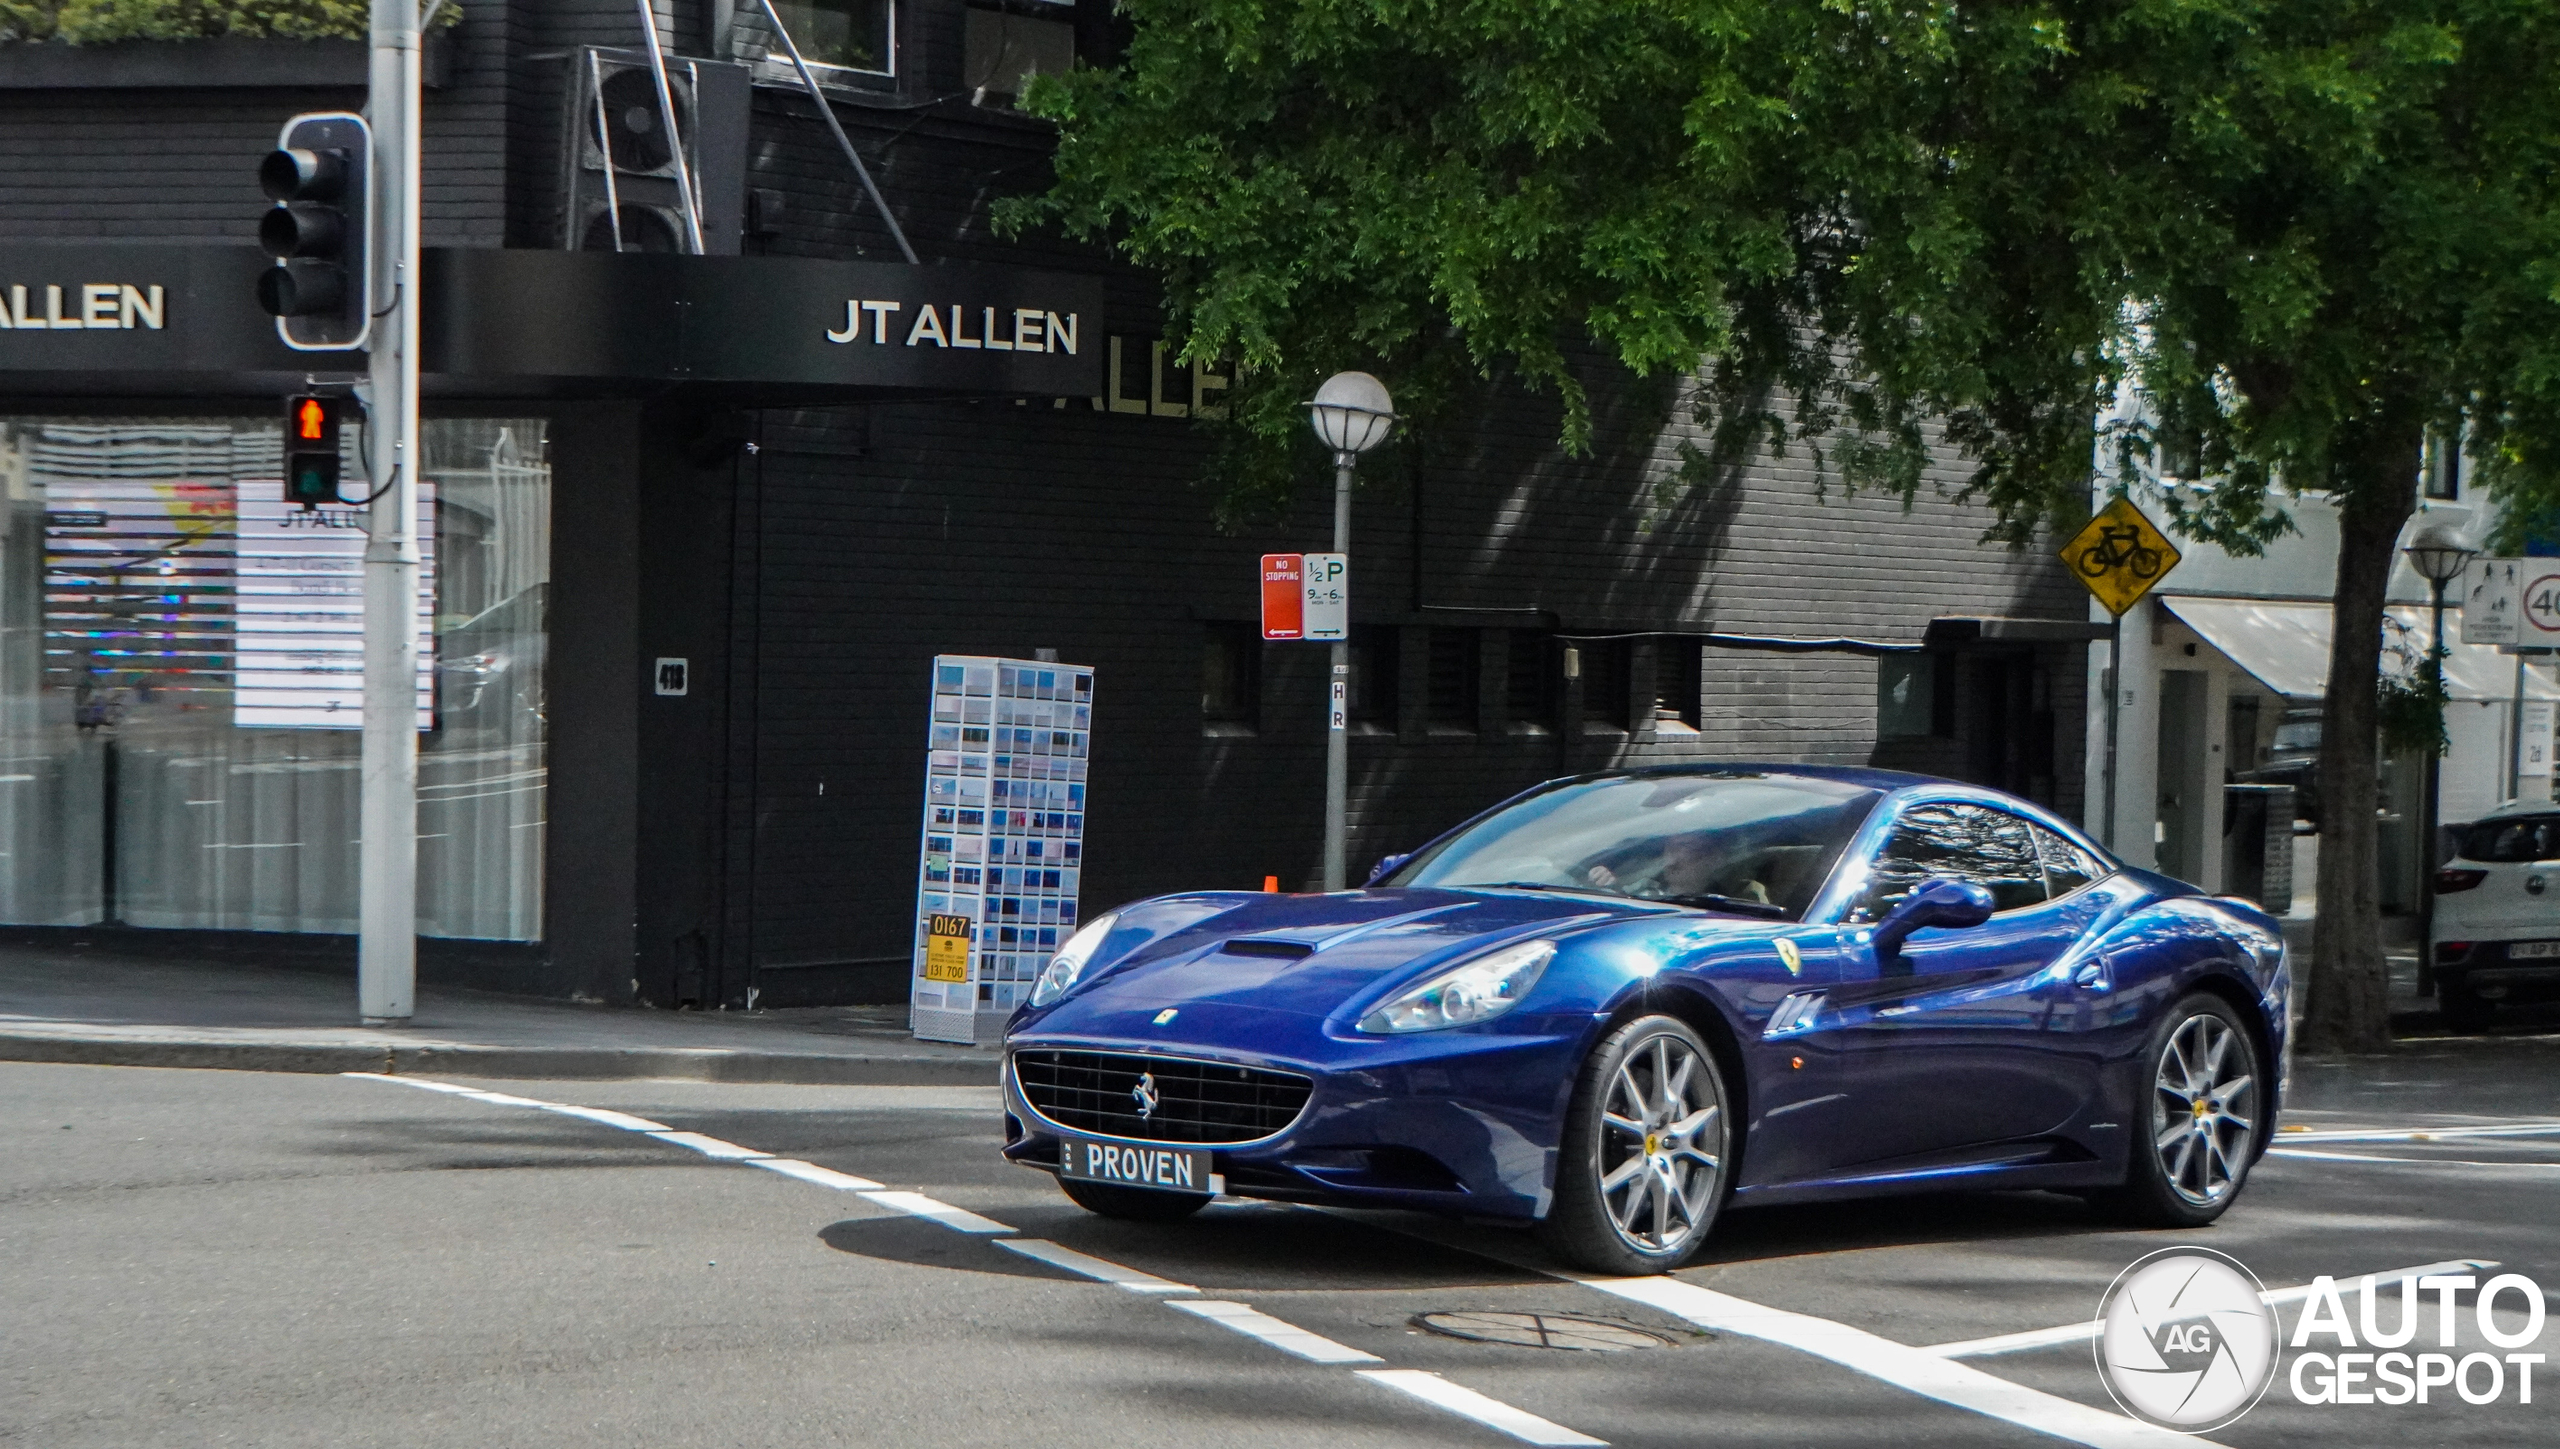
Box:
1008, 2, 2560, 547
0, 0, 458, 43
2376, 617, 2449, 757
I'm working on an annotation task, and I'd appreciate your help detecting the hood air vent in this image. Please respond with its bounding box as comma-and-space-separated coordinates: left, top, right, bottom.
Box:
1220, 938, 1316, 960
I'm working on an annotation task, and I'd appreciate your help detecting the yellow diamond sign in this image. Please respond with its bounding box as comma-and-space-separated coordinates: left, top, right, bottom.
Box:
2061, 497, 2181, 617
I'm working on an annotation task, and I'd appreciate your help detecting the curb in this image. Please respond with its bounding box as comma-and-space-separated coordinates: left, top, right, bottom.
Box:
0, 1033, 1000, 1085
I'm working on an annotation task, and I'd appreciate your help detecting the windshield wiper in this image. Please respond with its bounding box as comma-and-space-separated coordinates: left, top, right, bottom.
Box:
1470, 880, 1628, 899
1657, 892, 1789, 919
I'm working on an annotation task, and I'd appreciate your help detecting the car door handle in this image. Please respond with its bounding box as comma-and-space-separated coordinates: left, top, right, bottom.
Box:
2072, 963, 2108, 990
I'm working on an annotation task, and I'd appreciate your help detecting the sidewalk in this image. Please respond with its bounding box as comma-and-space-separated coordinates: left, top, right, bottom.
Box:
0, 941, 993, 1084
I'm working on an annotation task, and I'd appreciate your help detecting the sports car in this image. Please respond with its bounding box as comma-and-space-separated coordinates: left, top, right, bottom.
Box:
999, 766, 2289, 1273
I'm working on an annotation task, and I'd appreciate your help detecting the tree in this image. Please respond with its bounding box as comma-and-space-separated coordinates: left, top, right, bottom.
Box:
1012, 1, 2560, 1051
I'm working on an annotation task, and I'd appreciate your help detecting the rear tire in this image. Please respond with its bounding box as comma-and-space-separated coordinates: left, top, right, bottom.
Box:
2098, 993, 2264, 1228
1536, 1014, 1732, 1275
1056, 1173, 1212, 1222
2439, 987, 2497, 1033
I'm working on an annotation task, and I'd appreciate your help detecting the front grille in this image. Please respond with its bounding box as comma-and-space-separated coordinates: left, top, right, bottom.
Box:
1013, 1049, 1314, 1145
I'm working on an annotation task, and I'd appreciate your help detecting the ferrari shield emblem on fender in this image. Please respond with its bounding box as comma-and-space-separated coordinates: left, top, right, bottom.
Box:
1774, 939, 1802, 977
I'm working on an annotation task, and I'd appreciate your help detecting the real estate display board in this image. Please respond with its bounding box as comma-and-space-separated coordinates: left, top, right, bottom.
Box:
911, 655, 1094, 1045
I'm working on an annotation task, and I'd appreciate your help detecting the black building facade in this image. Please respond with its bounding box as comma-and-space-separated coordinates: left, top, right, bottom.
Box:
0, 0, 2092, 1011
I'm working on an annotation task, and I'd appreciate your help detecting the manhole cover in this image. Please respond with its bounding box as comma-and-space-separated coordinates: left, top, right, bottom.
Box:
1413, 1311, 1680, 1351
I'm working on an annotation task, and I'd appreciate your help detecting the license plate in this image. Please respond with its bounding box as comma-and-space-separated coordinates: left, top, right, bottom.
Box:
1059, 1136, 1217, 1195
2509, 941, 2560, 959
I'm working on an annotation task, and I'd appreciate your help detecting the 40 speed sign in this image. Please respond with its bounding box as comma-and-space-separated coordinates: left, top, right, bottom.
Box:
2521, 568, 2560, 648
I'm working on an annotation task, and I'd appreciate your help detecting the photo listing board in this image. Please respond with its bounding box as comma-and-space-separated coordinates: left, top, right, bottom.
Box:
911, 655, 1094, 1045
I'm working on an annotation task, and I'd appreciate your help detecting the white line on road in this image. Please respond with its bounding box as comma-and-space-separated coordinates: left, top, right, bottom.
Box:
1920, 1258, 2501, 1358
1357, 1370, 1608, 1447
1170, 1300, 1383, 1363
1581, 1275, 2218, 1449
646, 1130, 772, 1160
856, 1189, 1012, 1233
2270, 1146, 2560, 1168
751, 1158, 886, 1192
2278, 1120, 2560, 1143
998, 1237, 1197, 1293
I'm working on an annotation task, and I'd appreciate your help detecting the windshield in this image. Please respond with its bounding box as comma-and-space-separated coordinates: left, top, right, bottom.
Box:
1386, 772, 1883, 920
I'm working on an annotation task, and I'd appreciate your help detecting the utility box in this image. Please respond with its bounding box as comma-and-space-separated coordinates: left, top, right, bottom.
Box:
910, 655, 1095, 1045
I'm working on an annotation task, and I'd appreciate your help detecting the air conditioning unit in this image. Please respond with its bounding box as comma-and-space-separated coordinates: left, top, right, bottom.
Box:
558, 48, 750, 255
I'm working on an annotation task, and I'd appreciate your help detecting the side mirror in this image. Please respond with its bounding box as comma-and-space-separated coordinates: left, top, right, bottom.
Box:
1364, 852, 1412, 887
1871, 877, 1995, 959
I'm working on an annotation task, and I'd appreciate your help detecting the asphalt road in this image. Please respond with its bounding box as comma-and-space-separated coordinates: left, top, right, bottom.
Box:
4, 1041, 2554, 1449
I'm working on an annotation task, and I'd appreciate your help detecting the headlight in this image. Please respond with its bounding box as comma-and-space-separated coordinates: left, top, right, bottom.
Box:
1029, 912, 1121, 1007
1357, 938, 1555, 1034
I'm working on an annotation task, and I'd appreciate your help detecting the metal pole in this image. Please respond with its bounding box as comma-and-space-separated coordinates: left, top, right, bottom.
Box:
758, 0, 920, 264
2103, 611, 2122, 851
2509, 651, 2527, 803
1322, 454, 1352, 890
360, 0, 423, 1024
633, 0, 708, 254
2420, 580, 2447, 996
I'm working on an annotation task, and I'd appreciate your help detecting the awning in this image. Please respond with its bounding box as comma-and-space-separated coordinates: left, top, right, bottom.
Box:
2162, 598, 2560, 703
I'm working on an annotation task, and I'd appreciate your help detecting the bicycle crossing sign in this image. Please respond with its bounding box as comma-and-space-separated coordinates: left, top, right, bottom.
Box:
2061, 497, 2181, 616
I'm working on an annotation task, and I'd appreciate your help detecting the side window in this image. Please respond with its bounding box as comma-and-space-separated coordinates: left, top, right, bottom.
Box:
1852, 804, 2047, 921
2034, 825, 2106, 898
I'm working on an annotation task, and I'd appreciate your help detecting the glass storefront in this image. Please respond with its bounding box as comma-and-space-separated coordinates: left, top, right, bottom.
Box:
0, 416, 549, 940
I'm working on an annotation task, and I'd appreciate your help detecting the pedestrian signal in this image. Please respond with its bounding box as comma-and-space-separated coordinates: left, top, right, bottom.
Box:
283, 394, 345, 508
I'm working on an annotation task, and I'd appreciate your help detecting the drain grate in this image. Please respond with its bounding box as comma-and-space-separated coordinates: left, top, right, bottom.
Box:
1413, 1310, 1680, 1352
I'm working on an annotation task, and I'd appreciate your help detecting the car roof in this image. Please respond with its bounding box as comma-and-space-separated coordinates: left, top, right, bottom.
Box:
2467, 798, 2560, 822
1559, 762, 2115, 863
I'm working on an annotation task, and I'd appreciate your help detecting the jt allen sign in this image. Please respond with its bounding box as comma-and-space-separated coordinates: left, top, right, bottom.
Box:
827, 299, 1081, 354
0, 281, 165, 330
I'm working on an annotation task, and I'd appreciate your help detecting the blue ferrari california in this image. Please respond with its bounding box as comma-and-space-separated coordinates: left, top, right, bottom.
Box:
1000, 766, 2288, 1273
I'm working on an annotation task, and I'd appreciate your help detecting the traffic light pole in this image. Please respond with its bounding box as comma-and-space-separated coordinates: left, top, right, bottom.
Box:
358, 0, 423, 1024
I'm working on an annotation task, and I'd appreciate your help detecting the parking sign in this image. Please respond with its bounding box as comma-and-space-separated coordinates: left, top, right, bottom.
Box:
1302, 552, 1348, 641
1260, 554, 1304, 640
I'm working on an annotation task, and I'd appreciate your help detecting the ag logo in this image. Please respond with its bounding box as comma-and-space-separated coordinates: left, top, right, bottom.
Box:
2095, 1247, 2279, 1433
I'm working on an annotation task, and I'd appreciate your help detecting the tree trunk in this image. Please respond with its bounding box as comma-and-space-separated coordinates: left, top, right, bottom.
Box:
2302, 426, 2422, 1055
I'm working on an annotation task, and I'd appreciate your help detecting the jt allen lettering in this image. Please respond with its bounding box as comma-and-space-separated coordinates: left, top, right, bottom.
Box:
0, 283, 165, 330
826, 299, 1078, 354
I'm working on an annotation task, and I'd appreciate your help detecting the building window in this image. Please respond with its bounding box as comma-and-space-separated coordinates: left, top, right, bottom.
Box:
1578, 639, 1628, 731
964, 0, 1075, 106
1877, 652, 1952, 739
1347, 626, 1399, 733
1200, 622, 1259, 735
0, 417, 551, 942
1425, 627, 1478, 733
748, 0, 895, 75
2423, 429, 2462, 501
1504, 629, 1551, 732
1653, 641, 1702, 731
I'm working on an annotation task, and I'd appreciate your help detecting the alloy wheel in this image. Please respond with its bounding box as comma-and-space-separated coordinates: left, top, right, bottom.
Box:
1595, 1032, 1724, 1255
2151, 1012, 2256, 1208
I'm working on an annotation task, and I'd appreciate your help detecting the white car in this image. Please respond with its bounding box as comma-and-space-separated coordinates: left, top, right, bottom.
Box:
2432, 799, 2560, 1029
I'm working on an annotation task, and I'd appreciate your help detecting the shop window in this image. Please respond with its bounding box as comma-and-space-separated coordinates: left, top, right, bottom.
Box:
748, 0, 895, 75
1200, 621, 1259, 736
1425, 627, 1478, 733
1504, 629, 1551, 732
1578, 639, 1628, 732
964, 0, 1075, 106
1347, 626, 1399, 733
1653, 641, 1702, 731
0, 417, 551, 942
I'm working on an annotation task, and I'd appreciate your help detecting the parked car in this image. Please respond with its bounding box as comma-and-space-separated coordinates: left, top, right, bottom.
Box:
2239, 708, 2323, 828
1000, 765, 2289, 1273
2431, 799, 2560, 1030
434, 583, 547, 738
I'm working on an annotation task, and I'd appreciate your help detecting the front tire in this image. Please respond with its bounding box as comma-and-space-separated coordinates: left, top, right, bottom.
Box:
2100, 993, 2264, 1227
1056, 1173, 1211, 1222
1537, 1015, 1732, 1275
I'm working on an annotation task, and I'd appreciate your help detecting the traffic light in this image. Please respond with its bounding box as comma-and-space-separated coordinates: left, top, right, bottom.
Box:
284, 395, 346, 508
256, 111, 372, 351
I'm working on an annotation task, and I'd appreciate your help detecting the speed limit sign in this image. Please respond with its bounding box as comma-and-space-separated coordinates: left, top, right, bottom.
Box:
2524, 571, 2560, 648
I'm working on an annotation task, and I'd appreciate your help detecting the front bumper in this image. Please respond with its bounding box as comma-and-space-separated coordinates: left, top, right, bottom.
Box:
998, 1027, 1585, 1220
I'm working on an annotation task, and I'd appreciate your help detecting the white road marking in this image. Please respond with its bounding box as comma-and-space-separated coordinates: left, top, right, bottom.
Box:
1170, 1300, 1383, 1364
2279, 1120, 2560, 1143
1582, 1275, 2218, 1449
854, 1189, 1012, 1234
1922, 1258, 2501, 1358
751, 1158, 886, 1192
646, 1130, 771, 1160
1357, 1370, 1608, 1447
2271, 1146, 2560, 1168
342, 1074, 1607, 1446
998, 1238, 1197, 1293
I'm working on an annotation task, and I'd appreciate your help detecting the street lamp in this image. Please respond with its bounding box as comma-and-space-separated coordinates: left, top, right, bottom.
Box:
1309, 371, 1396, 890
2405, 520, 2478, 997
